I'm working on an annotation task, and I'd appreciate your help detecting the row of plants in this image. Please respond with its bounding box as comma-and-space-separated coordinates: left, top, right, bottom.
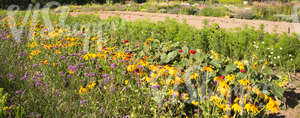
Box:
0, 11, 298, 117
61, 1, 300, 22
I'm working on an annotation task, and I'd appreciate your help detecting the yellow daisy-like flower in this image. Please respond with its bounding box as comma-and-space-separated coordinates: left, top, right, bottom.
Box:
43, 60, 48, 64
253, 62, 258, 70
245, 103, 258, 114
175, 76, 184, 85
68, 69, 74, 74
191, 100, 199, 106
79, 86, 88, 95
190, 73, 198, 80
29, 42, 37, 48
225, 74, 235, 82
202, 66, 214, 73
127, 65, 136, 72
239, 79, 250, 86
182, 93, 189, 100
266, 98, 279, 113
232, 103, 242, 113
124, 80, 129, 85
87, 82, 96, 90
234, 97, 239, 103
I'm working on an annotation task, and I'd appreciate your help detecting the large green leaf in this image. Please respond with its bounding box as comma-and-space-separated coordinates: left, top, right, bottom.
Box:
270, 83, 284, 99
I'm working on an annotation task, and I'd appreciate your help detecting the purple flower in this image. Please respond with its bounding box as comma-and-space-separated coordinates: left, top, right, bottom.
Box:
123, 115, 130, 118
36, 114, 41, 118
80, 99, 88, 104
55, 90, 60, 95
8, 73, 14, 80
15, 90, 23, 94
79, 63, 85, 66
58, 72, 63, 76
35, 81, 42, 87
21, 72, 28, 80
33, 64, 38, 67
100, 107, 104, 113
110, 63, 117, 69
89, 72, 95, 77
59, 56, 66, 60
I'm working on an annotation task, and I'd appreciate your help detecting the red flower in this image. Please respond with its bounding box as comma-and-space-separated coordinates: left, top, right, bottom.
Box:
190, 50, 196, 54
240, 70, 246, 73
123, 40, 129, 43
178, 49, 183, 53
220, 75, 225, 79
135, 44, 140, 47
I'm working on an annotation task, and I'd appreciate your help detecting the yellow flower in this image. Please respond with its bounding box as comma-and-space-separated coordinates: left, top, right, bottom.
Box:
214, 76, 224, 83
55, 50, 61, 54
211, 50, 219, 60
222, 115, 232, 118
190, 73, 198, 79
191, 100, 199, 106
210, 95, 222, 103
79, 86, 88, 95
253, 62, 258, 70
225, 74, 235, 82
87, 82, 96, 90
175, 76, 184, 84
266, 98, 279, 113
234, 60, 245, 70
218, 104, 231, 112
166, 79, 175, 85
125, 80, 129, 85
29, 42, 37, 48
43, 60, 48, 64
68, 69, 74, 74
245, 103, 258, 114
232, 103, 242, 113
239, 79, 250, 87
202, 66, 214, 73
181, 93, 189, 100
127, 65, 136, 72
234, 97, 239, 103
263, 61, 268, 68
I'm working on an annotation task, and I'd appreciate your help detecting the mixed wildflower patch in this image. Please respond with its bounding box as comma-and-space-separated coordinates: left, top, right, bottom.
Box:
0, 13, 296, 117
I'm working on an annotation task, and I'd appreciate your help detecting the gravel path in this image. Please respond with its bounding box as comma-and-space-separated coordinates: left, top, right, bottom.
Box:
70, 11, 300, 33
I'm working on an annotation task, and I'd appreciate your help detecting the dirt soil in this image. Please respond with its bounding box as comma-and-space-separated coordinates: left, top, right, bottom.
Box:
70, 11, 300, 34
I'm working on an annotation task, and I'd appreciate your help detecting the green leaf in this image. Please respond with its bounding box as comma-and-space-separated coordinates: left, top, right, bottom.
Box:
166, 51, 177, 63
225, 64, 236, 73
270, 83, 284, 99
209, 60, 221, 68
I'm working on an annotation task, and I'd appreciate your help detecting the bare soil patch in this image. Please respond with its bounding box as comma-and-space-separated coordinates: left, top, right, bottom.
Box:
70, 11, 300, 33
